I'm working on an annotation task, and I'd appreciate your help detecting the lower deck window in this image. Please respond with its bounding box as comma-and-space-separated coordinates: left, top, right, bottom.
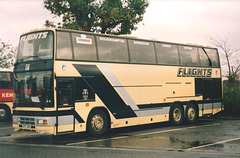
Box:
75, 78, 95, 101
195, 78, 222, 99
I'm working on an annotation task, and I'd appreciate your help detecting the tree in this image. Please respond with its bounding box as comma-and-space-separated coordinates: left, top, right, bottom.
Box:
209, 35, 240, 91
43, 0, 149, 35
0, 39, 16, 69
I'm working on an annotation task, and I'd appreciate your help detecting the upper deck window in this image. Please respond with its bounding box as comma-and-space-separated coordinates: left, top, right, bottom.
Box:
97, 36, 129, 62
17, 31, 53, 62
155, 43, 179, 65
198, 48, 210, 67
128, 40, 156, 64
56, 32, 72, 59
178, 46, 200, 66
72, 33, 97, 61
204, 48, 220, 67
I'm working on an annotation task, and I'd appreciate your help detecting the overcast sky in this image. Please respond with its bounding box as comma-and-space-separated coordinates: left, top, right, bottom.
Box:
0, 0, 240, 51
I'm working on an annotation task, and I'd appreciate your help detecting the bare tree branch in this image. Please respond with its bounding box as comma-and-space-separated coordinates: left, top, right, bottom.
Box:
208, 35, 240, 91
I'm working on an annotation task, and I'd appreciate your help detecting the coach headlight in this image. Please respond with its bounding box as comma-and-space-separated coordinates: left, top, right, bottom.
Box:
12, 117, 20, 124
13, 117, 18, 124
37, 119, 48, 126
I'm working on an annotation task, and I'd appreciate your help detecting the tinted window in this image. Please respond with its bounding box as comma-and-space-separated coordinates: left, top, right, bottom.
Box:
204, 48, 220, 67
155, 43, 179, 65
75, 78, 95, 101
195, 78, 203, 96
128, 40, 156, 64
72, 33, 97, 61
178, 46, 199, 66
213, 78, 222, 99
203, 79, 213, 99
0, 72, 13, 89
198, 48, 210, 66
195, 78, 217, 99
56, 32, 72, 59
97, 36, 129, 62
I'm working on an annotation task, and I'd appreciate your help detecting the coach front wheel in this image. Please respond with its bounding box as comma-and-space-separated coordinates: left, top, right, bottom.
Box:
170, 104, 184, 125
87, 109, 109, 136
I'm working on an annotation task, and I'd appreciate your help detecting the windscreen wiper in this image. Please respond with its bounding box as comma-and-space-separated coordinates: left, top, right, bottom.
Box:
18, 55, 41, 62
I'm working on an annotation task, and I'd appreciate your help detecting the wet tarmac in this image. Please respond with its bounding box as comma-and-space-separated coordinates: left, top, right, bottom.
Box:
0, 118, 240, 158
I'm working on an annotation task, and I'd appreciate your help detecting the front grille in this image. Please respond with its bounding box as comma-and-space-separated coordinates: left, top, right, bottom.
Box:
19, 117, 36, 125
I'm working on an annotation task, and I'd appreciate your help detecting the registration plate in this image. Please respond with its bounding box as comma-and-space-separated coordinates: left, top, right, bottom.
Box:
22, 125, 31, 129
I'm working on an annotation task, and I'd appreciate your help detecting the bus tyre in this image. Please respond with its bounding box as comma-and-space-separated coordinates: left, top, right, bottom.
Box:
185, 103, 198, 124
87, 109, 109, 136
170, 104, 184, 125
0, 105, 10, 121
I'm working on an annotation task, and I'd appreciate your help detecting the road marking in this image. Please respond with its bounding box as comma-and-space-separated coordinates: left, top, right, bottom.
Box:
135, 123, 220, 136
186, 137, 240, 151
67, 123, 220, 146
67, 135, 129, 145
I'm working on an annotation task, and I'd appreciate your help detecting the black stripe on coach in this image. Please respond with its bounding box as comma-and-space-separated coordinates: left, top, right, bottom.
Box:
13, 110, 85, 123
73, 64, 137, 119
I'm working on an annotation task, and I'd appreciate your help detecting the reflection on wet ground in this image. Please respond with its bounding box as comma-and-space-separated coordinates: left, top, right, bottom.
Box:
2, 118, 240, 155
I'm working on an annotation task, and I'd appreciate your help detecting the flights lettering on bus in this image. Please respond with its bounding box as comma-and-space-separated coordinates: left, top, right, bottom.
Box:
12, 28, 223, 136
177, 68, 212, 77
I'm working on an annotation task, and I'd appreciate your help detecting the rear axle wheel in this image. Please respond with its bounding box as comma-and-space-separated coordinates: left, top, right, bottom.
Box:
170, 103, 184, 125
185, 103, 198, 124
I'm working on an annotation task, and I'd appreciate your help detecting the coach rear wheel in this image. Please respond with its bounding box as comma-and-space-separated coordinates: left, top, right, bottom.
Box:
185, 103, 198, 124
87, 109, 109, 136
170, 104, 184, 125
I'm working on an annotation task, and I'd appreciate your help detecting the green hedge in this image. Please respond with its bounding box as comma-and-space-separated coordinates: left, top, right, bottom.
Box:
223, 87, 240, 115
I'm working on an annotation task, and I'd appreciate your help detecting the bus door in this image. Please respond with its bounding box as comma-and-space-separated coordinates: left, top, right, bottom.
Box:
56, 78, 75, 134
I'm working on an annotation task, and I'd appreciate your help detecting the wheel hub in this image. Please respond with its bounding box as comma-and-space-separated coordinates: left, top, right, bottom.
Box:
91, 114, 104, 132
173, 108, 181, 122
0, 109, 6, 117
188, 107, 195, 121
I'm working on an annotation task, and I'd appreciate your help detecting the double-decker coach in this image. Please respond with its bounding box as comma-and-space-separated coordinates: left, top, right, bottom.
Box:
12, 28, 223, 136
